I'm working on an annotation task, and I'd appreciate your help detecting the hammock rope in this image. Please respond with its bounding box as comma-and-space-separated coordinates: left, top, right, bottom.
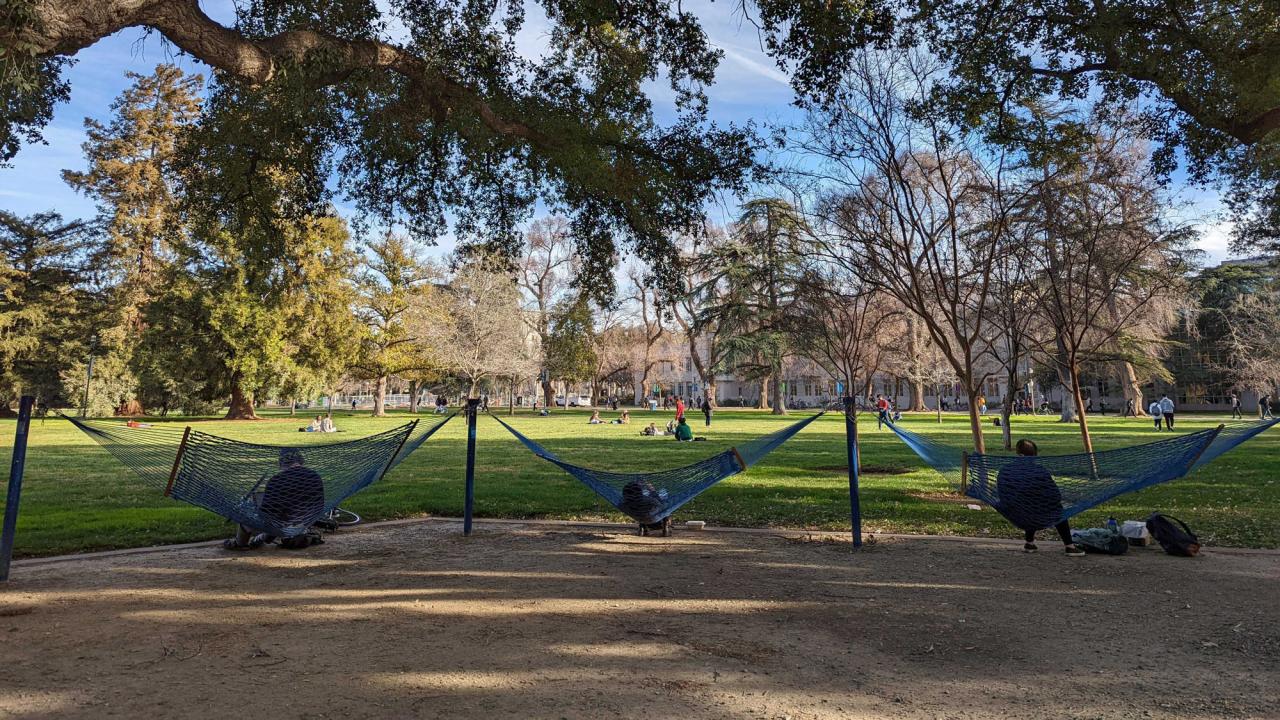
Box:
64, 412, 456, 537
490, 412, 824, 524
883, 419, 1280, 530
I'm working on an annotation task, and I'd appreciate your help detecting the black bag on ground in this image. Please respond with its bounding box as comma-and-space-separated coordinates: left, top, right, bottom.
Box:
1146, 512, 1200, 557
1070, 528, 1129, 555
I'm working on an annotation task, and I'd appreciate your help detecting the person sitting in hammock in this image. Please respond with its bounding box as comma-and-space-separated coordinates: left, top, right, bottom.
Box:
995, 439, 1085, 556
225, 448, 325, 550
619, 478, 670, 534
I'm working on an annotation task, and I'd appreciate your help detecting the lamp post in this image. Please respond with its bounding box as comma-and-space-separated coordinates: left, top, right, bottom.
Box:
80, 334, 99, 418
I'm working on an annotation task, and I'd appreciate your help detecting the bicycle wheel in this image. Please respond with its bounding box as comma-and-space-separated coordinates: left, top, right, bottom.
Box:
328, 507, 362, 527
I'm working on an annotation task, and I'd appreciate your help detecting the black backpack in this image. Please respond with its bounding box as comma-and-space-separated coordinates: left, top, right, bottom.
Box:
1146, 513, 1200, 557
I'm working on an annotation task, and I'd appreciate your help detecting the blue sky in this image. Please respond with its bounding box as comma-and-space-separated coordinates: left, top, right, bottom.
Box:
0, 0, 1239, 264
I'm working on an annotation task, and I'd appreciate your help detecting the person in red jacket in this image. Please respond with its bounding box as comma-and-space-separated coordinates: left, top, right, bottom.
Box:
675, 396, 686, 422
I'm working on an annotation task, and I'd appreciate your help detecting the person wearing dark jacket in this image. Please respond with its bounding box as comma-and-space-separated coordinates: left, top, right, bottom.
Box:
995, 439, 1085, 556
225, 448, 325, 550
700, 397, 712, 427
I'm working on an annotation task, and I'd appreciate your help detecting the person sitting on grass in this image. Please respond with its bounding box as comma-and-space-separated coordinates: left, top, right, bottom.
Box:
320, 414, 336, 433
588, 410, 603, 424
225, 448, 326, 551
641, 422, 662, 436
611, 409, 631, 425
673, 417, 694, 442
994, 439, 1085, 557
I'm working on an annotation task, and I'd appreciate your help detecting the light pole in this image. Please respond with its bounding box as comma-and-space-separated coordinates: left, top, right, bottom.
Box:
80, 334, 99, 418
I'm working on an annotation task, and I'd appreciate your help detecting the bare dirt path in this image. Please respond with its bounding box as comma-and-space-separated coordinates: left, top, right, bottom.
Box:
1, 521, 1277, 719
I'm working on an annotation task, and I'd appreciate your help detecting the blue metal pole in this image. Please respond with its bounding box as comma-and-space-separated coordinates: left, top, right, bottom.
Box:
463, 397, 479, 536
1, 396, 35, 581
844, 396, 863, 549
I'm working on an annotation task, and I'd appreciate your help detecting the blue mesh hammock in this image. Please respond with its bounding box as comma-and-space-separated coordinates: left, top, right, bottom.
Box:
490, 412, 824, 525
64, 412, 455, 537
886, 418, 1279, 531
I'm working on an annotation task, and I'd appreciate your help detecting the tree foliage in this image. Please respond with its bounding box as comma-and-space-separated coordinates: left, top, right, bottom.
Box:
351, 233, 440, 416
0, 210, 94, 410
3, 0, 779, 300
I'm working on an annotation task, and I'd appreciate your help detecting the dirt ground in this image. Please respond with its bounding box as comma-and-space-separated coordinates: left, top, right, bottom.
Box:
1, 521, 1277, 720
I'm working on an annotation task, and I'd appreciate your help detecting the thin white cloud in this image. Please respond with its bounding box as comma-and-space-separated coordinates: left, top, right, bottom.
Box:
715, 44, 790, 87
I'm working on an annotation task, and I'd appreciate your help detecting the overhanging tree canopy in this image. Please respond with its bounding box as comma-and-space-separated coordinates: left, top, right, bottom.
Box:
2, 0, 834, 300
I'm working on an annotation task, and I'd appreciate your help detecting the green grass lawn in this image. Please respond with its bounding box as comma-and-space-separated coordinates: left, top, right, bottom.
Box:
1, 408, 1277, 557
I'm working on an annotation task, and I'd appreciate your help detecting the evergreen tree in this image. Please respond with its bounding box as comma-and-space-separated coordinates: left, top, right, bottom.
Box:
696, 199, 807, 415
351, 233, 441, 416
61, 65, 203, 413
142, 213, 358, 419
0, 210, 95, 412
544, 294, 598, 390
63, 65, 202, 288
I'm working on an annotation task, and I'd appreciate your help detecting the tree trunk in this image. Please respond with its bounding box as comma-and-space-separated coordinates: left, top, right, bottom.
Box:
909, 379, 925, 413
936, 384, 942, 424
225, 382, 259, 420
289, 399, 297, 416
1068, 362, 1094, 453
966, 390, 986, 454
1117, 361, 1145, 416
757, 376, 770, 411
468, 379, 479, 399
706, 378, 717, 407
1054, 337, 1076, 423
542, 379, 555, 409
1002, 359, 1018, 451
372, 375, 388, 416
905, 316, 921, 411
685, 333, 714, 406
408, 379, 420, 413
770, 369, 786, 415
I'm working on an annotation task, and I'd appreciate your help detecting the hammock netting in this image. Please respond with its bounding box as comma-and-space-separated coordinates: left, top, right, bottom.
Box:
64, 412, 455, 537
885, 418, 1279, 530
491, 412, 824, 524
1190, 418, 1280, 471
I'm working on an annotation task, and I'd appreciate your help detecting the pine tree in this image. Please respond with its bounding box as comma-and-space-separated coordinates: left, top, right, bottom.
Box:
63, 65, 202, 288
695, 199, 807, 415
0, 211, 95, 412
61, 65, 203, 413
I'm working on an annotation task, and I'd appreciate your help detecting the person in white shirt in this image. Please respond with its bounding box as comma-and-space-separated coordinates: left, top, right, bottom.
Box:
1147, 400, 1162, 430
320, 415, 336, 433
1158, 394, 1175, 430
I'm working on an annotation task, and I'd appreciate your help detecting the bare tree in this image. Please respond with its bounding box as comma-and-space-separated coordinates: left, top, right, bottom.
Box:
792, 264, 901, 408
518, 217, 577, 408
435, 254, 537, 398
1020, 118, 1194, 451
796, 51, 1020, 452
626, 268, 676, 405
670, 229, 730, 406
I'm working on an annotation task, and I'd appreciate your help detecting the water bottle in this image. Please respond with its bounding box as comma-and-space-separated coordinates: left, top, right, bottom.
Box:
1107, 517, 1119, 535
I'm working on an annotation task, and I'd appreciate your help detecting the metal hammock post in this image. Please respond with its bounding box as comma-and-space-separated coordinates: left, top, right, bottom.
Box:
464, 397, 480, 536
844, 397, 863, 549
0, 396, 34, 582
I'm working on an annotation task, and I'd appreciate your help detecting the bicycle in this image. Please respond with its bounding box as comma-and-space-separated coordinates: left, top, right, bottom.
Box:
313, 506, 362, 532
